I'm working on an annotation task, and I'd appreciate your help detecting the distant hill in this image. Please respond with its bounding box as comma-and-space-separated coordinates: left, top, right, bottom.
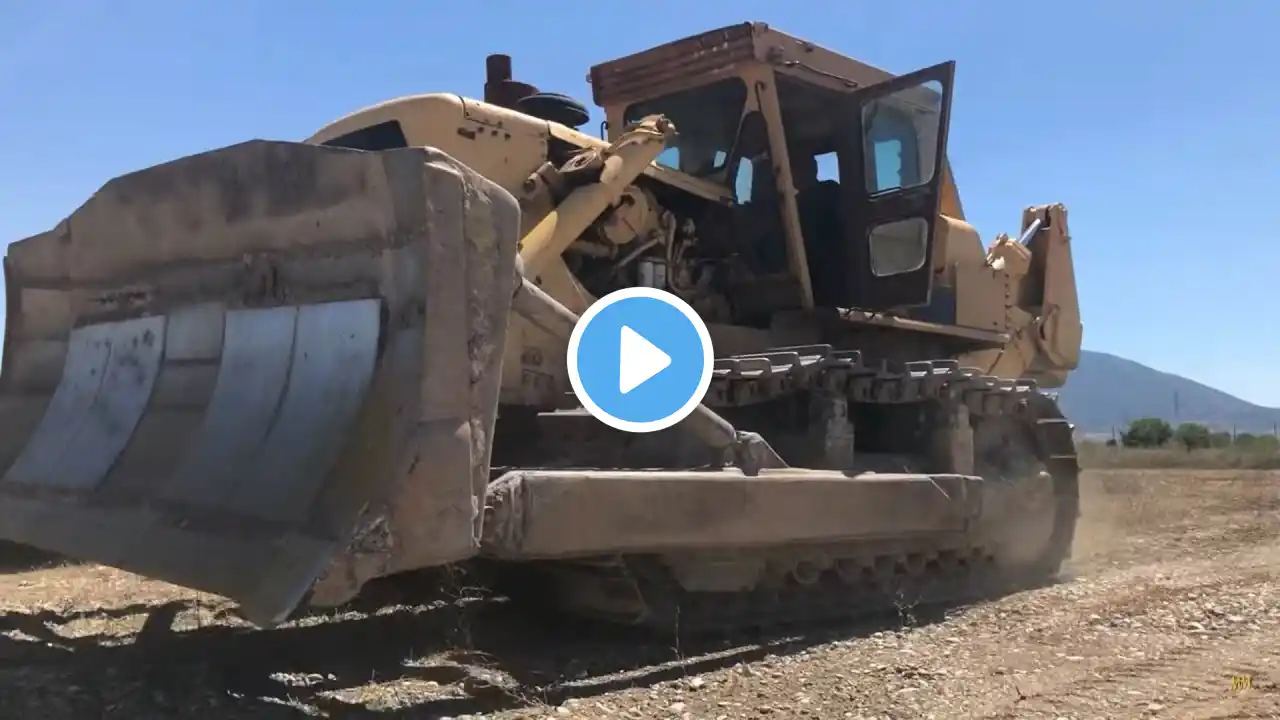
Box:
1055, 350, 1280, 434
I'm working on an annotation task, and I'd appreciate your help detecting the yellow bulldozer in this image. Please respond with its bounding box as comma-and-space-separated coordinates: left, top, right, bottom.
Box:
0, 22, 1082, 629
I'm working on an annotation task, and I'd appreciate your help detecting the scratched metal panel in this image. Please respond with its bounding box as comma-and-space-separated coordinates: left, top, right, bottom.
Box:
0, 298, 384, 623
223, 299, 380, 523
3, 322, 115, 488
51, 316, 166, 491
161, 306, 297, 506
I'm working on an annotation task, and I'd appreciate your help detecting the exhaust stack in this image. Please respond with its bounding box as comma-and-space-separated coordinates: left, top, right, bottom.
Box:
484, 54, 540, 109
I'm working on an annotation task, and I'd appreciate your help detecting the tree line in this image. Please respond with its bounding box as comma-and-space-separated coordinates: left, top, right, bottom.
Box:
1113, 417, 1280, 452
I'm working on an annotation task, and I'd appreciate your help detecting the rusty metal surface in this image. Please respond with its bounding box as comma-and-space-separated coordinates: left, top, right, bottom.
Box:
589, 22, 757, 107
0, 141, 522, 626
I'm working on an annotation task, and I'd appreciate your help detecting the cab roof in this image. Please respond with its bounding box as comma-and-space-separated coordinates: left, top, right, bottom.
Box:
588, 22, 899, 108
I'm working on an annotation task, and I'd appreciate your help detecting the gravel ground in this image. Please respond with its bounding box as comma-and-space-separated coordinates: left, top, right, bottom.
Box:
1, 469, 1277, 719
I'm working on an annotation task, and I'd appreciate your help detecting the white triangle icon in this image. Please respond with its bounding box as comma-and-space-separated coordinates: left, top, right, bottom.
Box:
618, 325, 671, 394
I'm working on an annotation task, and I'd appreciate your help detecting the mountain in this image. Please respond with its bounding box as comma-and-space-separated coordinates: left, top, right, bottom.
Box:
1054, 350, 1280, 434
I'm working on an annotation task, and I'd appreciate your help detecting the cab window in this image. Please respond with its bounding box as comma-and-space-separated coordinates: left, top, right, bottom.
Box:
861, 79, 944, 195
863, 107, 919, 193
623, 78, 748, 184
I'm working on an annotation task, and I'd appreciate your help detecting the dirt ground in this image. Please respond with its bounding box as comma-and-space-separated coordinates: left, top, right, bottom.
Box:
1, 469, 1277, 720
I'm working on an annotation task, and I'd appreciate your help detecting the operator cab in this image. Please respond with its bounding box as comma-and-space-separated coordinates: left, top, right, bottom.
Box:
594, 22, 955, 315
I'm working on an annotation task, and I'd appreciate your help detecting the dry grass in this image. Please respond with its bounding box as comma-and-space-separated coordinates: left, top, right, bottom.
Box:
1, 470, 1278, 718
1078, 441, 1280, 470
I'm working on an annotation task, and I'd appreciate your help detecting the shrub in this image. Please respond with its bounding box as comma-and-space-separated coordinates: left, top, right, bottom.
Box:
1121, 417, 1173, 448
1174, 422, 1212, 451
1237, 433, 1280, 452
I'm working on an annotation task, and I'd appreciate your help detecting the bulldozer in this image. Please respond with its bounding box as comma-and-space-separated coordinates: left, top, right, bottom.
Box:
0, 21, 1082, 631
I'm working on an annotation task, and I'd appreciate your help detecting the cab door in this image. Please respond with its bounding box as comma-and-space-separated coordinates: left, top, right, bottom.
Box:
835, 61, 955, 311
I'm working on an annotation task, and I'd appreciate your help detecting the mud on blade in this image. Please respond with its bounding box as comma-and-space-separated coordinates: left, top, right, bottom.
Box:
0, 141, 520, 625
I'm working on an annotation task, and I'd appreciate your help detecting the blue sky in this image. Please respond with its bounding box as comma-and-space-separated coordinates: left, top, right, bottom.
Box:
3, 1, 1278, 404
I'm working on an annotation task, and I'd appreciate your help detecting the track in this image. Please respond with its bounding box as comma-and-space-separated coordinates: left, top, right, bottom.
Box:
516, 345, 1082, 633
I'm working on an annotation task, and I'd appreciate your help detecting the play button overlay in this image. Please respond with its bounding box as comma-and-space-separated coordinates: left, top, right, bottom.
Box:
618, 325, 671, 394
567, 286, 714, 433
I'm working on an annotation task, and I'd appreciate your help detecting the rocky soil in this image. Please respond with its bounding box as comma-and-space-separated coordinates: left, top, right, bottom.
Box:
1, 469, 1277, 719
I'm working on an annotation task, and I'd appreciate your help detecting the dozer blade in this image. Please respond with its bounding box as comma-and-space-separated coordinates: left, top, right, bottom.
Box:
0, 141, 520, 625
